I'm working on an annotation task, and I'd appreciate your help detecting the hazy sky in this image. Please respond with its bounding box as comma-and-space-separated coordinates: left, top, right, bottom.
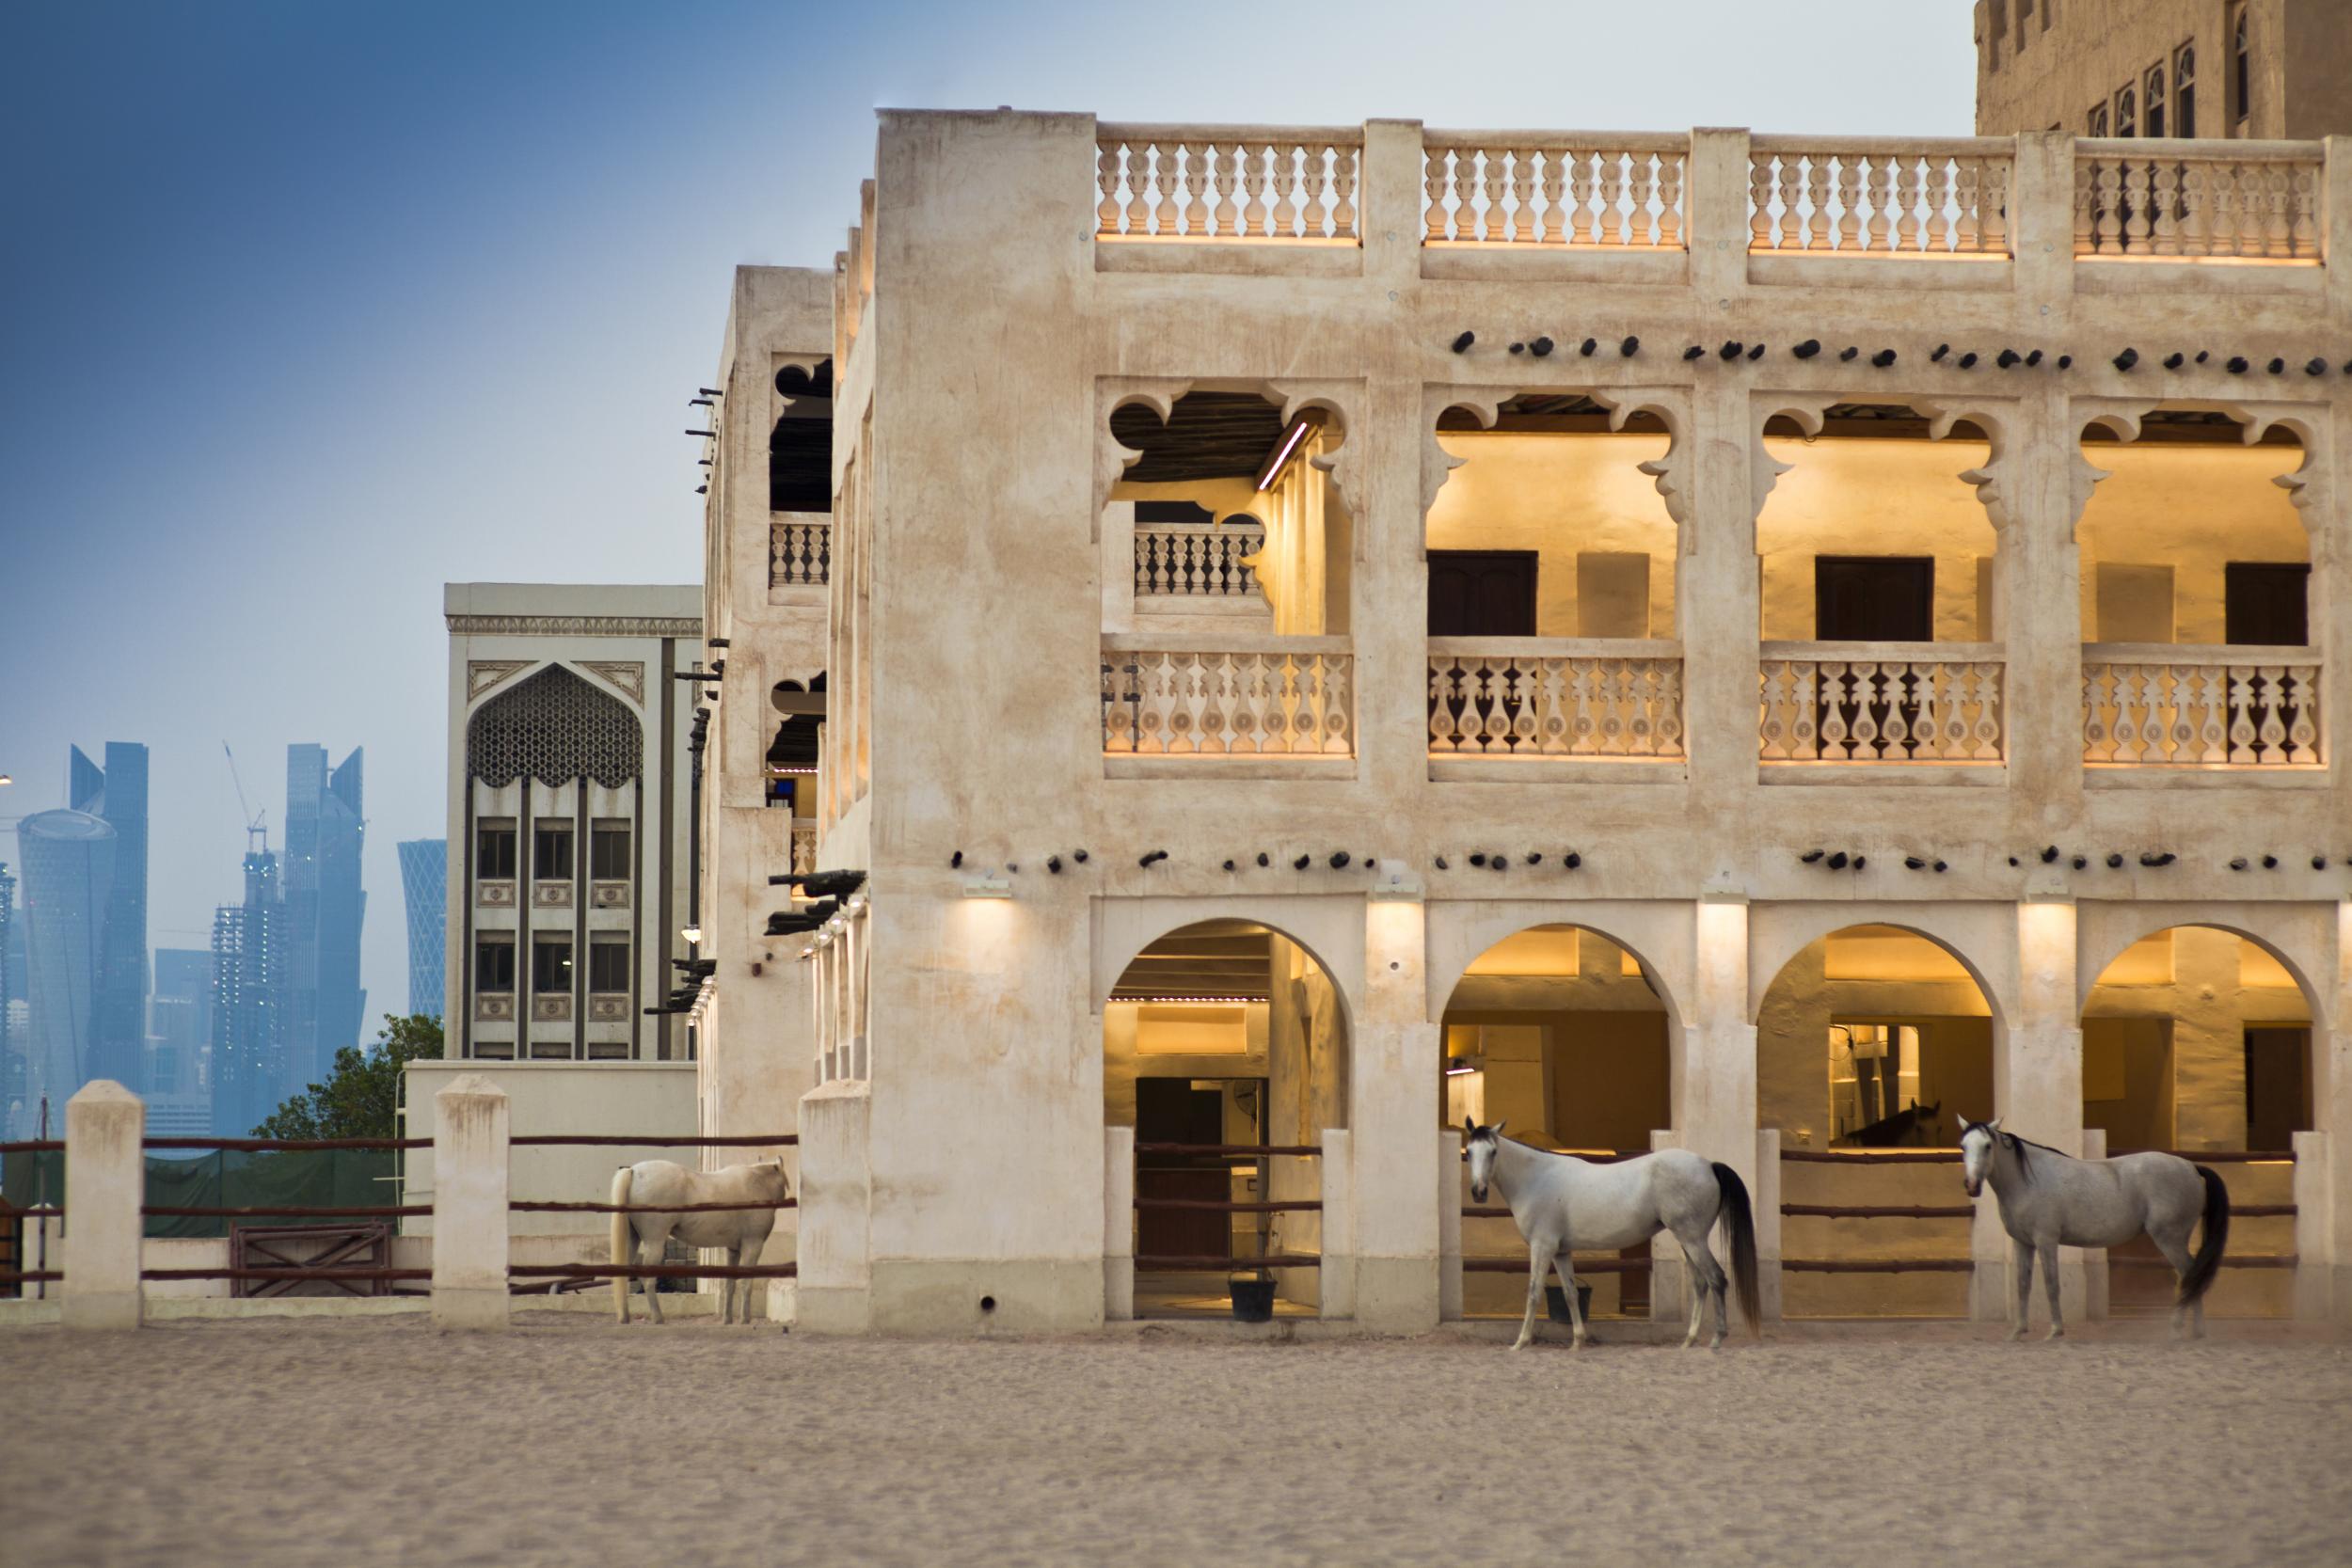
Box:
0, 1, 1975, 1030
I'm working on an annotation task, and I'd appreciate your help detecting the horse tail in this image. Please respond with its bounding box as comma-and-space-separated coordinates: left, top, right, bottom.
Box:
1710, 1161, 1761, 1337
611, 1164, 635, 1323
2179, 1164, 2231, 1308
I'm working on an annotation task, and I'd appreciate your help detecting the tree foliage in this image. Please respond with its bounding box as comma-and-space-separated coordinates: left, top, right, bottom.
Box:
251, 1014, 444, 1140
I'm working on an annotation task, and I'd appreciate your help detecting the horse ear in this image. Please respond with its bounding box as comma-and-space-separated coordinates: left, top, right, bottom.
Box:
1983, 1117, 2001, 1134
1461, 1117, 1476, 1141
1490, 1119, 1507, 1139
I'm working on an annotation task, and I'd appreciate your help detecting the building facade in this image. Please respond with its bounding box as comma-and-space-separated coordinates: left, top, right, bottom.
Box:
697, 111, 2351, 1336
69, 742, 148, 1090
0, 861, 19, 1137
397, 838, 447, 1019
15, 809, 117, 1134
211, 847, 287, 1134
1975, 0, 2352, 139
441, 583, 701, 1062
281, 744, 366, 1086
147, 947, 214, 1135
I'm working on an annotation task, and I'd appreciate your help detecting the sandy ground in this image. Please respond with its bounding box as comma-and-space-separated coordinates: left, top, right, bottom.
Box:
4, 1316, 2348, 1568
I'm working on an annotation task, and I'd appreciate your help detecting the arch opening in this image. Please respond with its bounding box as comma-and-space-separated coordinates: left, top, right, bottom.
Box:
770, 358, 834, 514
1104, 918, 1347, 1320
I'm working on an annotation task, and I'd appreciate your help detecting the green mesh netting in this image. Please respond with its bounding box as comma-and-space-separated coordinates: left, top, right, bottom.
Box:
3, 1149, 398, 1239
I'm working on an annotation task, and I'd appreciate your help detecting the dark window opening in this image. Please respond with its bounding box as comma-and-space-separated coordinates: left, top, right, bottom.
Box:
532, 937, 573, 994
2089, 103, 2108, 136
476, 821, 517, 880
771, 358, 834, 513
475, 938, 516, 992
2224, 562, 2311, 646
533, 824, 574, 880
2233, 8, 2249, 123
2245, 1028, 2312, 1152
2116, 85, 2137, 137
768, 673, 824, 783
1815, 557, 1935, 642
2145, 64, 2166, 136
1135, 499, 1215, 526
1427, 550, 1538, 637
2175, 44, 2196, 136
588, 938, 630, 993
590, 822, 630, 880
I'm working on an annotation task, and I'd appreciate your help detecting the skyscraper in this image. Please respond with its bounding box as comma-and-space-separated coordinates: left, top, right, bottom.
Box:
148, 947, 215, 1135
0, 861, 20, 1138
16, 809, 117, 1120
70, 742, 150, 1089
211, 847, 286, 1135
282, 745, 365, 1088
396, 839, 447, 1019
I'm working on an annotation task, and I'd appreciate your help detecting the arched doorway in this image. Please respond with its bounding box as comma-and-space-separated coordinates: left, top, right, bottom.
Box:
1104, 919, 1347, 1319
2083, 924, 2315, 1317
1438, 923, 1670, 1322
1756, 924, 1997, 1317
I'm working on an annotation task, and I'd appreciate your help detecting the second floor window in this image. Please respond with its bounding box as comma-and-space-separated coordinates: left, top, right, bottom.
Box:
477, 819, 516, 880
534, 823, 574, 880
2089, 103, 2108, 136
590, 821, 630, 880
589, 937, 631, 993
2145, 63, 2166, 136
476, 936, 516, 992
2116, 85, 2137, 138
2175, 44, 2196, 136
2233, 7, 2250, 125
532, 935, 573, 994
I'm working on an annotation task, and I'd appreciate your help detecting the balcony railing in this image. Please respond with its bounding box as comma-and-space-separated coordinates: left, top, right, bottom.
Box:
1134, 521, 1264, 600
2082, 646, 2322, 767
771, 519, 830, 587
1095, 126, 1359, 242
1747, 137, 2011, 256
1422, 133, 1685, 247
1102, 635, 1353, 756
1428, 640, 1685, 759
791, 821, 818, 875
2074, 139, 2323, 261
1759, 643, 2006, 764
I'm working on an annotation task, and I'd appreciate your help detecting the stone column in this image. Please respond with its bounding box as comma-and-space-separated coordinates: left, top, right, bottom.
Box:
1349, 898, 1438, 1333
1684, 895, 1758, 1185
2292, 1129, 2330, 1323
62, 1081, 143, 1330
1438, 1130, 1463, 1322
2076, 1127, 2107, 1321
1103, 1125, 1133, 1322
1319, 1127, 1356, 1321
1978, 896, 2087, 1324
794, 1079, 872, 1334
1755, 1128, 1784, 1325
2321, 900, 2351, 1325
431, 1073, 509, 1331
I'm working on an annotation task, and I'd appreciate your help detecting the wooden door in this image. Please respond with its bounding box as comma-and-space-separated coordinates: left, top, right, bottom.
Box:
1814, 556, 1934, 641
1135, 1079, 1230, 1261
1428, 550, 1539, 637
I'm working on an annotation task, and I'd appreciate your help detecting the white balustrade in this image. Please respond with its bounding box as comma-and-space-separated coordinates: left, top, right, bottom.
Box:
1095, 127, 1359, 242
1422, 133, 1685, 247
1759, 644, 2005, 763
770, 520, 830, 587
1427, 641, 1685, 758
791, 821, 818, 874
1747, 139, 2012, 255
1102, 637, 1353, 756
2074, 140, 2323, 260
2082, 647, 2322, 767
1134, 522, 1264, 599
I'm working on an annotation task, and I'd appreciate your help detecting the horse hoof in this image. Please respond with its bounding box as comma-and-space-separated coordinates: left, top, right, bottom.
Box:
2046, 1327, 2065, 1341
2008, 1327, 2027, 1342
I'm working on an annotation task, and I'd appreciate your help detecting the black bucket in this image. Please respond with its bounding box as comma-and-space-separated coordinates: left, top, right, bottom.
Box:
1230, 1275, 1277, 1323
1544, 1282, 1594, 1325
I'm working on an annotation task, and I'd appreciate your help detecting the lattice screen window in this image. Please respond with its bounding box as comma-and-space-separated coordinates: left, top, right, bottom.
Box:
467, 663, 644, 788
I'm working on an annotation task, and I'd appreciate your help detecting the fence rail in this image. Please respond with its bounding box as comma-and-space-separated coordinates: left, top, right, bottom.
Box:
1460, 1256, 1650, 1274
1102, 640, 1355, 757
1748, 139, 2012, 255
1781, 1203, 1973, 1219
1134, 1254, 1322, 1272
1096, 129, 1360, 242
1428, 641, 1684, 759
2074, 139, 2324, 260
508, 1133, 799, 1147
1422, 134, 1686, 247
2081, 651, 2321, 768
1759, 644, 2006, 763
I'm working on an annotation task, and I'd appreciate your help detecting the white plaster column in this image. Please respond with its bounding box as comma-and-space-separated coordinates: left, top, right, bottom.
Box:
2292, 1129, 2330, 1323
1103, 1125, 1134, 1322
794, 1079, 872, 1334
62, 1081, 143, 1330
431, 1073, 510, 1331
2076, 1127, 2107, 1321
1685, 895, 1757, 1183
1438, 1129, 1463, 1322
2324, 899, 2352, 1323
1755, 1128, 1784, 1325
1319, 1127, 1356, 1321
1350, 898, 1438, 1332
1977, 896, 2088, 1323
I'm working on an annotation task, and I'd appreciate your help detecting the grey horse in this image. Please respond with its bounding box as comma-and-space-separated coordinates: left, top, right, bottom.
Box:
1958, 1117, 2228, 1340
1464, 1120, 1757, 1350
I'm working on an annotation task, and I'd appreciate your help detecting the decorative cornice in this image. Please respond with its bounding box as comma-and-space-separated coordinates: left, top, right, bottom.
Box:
447, 614, 703, 639
580, 659, 647, 705
466, 659, 531, 700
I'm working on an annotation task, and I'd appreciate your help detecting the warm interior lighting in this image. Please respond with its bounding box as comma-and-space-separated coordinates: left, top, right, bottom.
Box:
1254, 420, 1311, 491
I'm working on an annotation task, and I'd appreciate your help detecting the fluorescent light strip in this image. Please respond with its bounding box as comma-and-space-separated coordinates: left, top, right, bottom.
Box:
1254, 419, 1311, 492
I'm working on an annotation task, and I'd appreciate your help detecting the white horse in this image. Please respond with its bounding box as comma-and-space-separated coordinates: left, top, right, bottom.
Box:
1463, 1120, 1758, 1350
610, 1158, 792, 1325
1958, 1117, 2229, 1340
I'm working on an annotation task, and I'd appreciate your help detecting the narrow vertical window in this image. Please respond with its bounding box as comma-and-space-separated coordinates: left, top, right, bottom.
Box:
1987, 0, 2007, 71
2116, 85, 2137, 138
2233, 7, 2250, 125
2089, 103, 2108, 137
2145, 63, 2167, 137
2175, 44, 2196, 137
2015, 0, 2032, 50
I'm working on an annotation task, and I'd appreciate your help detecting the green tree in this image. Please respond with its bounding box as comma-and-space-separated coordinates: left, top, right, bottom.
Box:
252, 1014, 444, 1139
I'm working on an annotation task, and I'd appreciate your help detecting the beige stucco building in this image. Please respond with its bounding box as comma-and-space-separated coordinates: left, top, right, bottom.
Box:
696, 110, 2351, 1335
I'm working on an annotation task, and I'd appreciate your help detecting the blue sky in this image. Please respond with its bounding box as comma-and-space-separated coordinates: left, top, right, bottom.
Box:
0, 0, 1974, 1027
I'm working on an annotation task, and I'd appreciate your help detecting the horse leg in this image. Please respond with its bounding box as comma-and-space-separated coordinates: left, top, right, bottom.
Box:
2150, 1226, 2198, 1341
734, 1232, 766, 1326
1681, 1228, 1730, 1350
1550, 1250, 1587, 1349
1512, 1238, 1552, 1351
2010, 1237, 2034, 1340
2039, 1242, 2064, 1339
643, 1233, 667, 1324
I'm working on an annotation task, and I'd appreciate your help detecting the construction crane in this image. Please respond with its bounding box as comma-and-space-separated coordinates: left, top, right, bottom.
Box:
222, 742, 268, 853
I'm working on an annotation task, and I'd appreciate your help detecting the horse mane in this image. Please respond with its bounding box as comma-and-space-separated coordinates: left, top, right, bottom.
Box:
1998, 1131, 2070, 1185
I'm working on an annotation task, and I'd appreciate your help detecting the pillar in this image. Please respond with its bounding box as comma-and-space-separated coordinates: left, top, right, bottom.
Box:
794, 1079, 872, 1334
1103, 1126, 1133, 1322
1319, 1127, 1356, 1321
2076, 1127, 2107, 1321
431, 1073, 509, 1331
1438, 1130, 1463, 1321
1684, 895, 1757, 1184
62, 1081, 142, 1330
1755, 1128, 1784, 1324
2327, 901, 2352, 1325
1350, 897, 1438, 1333
2292, 1129, 2329, 1323
1979, 897, 2088, 1324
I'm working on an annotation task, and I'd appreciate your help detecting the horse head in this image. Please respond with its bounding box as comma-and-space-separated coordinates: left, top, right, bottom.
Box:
1461, 1118, 1508, 1203
1957, 1117, 2001, 1197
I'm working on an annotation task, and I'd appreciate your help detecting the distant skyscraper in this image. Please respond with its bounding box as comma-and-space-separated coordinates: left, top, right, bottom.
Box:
282, 745, 366, 1088
0, 861, 20, 1138
70, 742, 150, 1089
397, 839, 447, 1019
148, 947, 215, 1135
17, 809, 117, 1120
212, 847, 287, 1135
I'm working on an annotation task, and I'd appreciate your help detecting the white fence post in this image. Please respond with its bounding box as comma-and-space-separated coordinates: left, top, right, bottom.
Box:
1319, 1128, 1355, 1321
2293, 1130, 2328, 1323
432, 1073, 509, 1330
1104, 1126, 1134, 1322
1438, 1130, 1462, 1322
1754, 1129, 1783, 1325
63, 1081, 143, 1330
